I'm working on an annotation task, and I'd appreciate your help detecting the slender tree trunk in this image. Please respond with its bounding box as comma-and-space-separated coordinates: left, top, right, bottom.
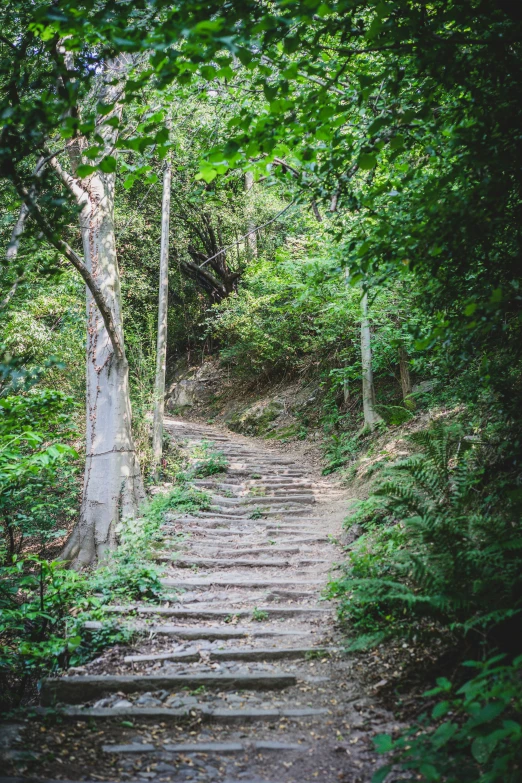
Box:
61, 58, 145, 567
244, 171, 257, 259
62, 170, 145, 566
152, 152, 172, 476
360, 292, 382, 430
398, 343, 412, 402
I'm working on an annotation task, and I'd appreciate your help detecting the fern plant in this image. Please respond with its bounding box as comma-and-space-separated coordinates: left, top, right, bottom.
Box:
329, 425, 522, 647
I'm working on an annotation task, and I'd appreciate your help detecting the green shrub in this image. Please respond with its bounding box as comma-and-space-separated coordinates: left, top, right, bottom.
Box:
373, 655, 522, 783
189, 441, 228, 477
328, 425, 522, 648
0, 391, 79, 556
0, 556, 95, 712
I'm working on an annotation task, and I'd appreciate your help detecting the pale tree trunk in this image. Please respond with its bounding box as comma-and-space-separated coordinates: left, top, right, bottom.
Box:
398, 343, 412, 402
2, 157, 46, 309
244, 171, 257, 259
360, 292, 383, 430
59, 58, 145, 567
152, 150, 172, 477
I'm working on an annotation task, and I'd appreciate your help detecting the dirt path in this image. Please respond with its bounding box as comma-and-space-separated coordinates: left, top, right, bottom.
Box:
2, 417, 393, 783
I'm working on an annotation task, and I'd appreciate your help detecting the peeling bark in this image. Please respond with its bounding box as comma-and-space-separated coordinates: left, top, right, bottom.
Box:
59, 57, 145, 566
360, 292, 383, 430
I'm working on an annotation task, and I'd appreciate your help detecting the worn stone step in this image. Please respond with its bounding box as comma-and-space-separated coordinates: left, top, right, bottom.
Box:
124, 646, 335, 664
84, 620, 310, 640
211, 495, 315, 507
182, 545, 302, 555
162, 526, 243, 536
195, 481, 314, 490
41, 672, 297, 705
172, 589, 317, 604
269, 536, 331, 545
104, 605, 327, 620
158, 556, 291, 567
48, 704, 328, 724
182, 536, 329, 548
103, 739, 306, 754
161, 578, 321, 589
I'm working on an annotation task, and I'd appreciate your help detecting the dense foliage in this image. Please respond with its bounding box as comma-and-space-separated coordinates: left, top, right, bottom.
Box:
1, 1, 521, 779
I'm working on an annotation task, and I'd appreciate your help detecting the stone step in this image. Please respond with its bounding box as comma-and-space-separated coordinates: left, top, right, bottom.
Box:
157, 556, 290, 567
102, 740, 307, 754
161, 578, 322, 589
194, 481, 314, 490
176, 511, 323, 522
172, 535, 329, 547
40, 672, 297, 705
182, 544, 302, 555
103, 605, 328, 620
171, 589, 317, 604
161, 556, 326, 567
166, 517, 322, 527
84, 620, 310, 640
162, 525, 240, 535
227, 468, 305, 476
269, 536, 331, 545
210, 495, 315, 507
124, 646, 335, 664
48, 704, 328, 724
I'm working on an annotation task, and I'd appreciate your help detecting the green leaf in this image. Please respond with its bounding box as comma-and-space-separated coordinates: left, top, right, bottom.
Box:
389, 134, 405, 150
76, 164, 96, 178
432, 700, 450, 719
373, 734, 393, 753
431, 721, 458, 749
96, 102, 115, 117
99, 156, 117, 174
471, 735, 498, 763
358, 153, 378, 170
419, 763, 441, 780
372, 765, 393, 783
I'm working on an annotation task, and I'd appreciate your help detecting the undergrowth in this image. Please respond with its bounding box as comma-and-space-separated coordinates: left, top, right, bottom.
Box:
0, 482, 210, 715
328, 423, 522, 783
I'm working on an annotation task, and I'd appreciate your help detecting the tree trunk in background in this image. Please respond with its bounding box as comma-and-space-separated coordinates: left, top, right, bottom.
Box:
244, 171, 257, 259
360, 292, 382, 430
61, 58, 145, 567
152, 152, 172, 477
398, 343, 412, 402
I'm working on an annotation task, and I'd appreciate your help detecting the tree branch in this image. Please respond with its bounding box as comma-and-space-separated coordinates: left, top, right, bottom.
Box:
11, 173, 124, 361
199, 200, 297, 268
6, 156, 46, 263
0, 275, 25, 310
180, 258, 228, 301
47, 153, 89, 205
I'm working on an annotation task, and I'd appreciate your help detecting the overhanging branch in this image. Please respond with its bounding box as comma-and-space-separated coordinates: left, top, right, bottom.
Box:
11, 172, 124, 361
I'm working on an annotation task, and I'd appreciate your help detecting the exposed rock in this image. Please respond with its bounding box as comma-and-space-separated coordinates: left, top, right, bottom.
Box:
166, 359, 222, 410
341, 524, 364, 546
227, 400, 285, 436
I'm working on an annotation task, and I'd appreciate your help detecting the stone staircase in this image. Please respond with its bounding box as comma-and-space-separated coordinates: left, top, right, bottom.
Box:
2, 417, 391, 783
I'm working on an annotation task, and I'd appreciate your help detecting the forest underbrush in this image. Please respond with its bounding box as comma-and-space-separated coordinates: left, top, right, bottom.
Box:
0, 427, 221, 717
